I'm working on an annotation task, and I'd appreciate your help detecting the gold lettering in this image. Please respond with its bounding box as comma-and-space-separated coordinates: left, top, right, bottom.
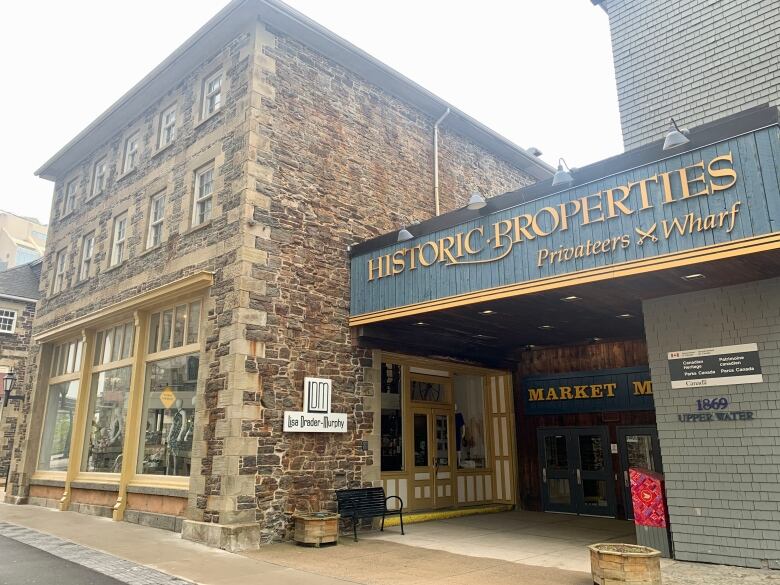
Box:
439, 236, 457, 265
464, 226, 484, 254
574, 385, 589, 399
678, 161, 709, 199
418, 241, 439, 267
657, 171, 676, 204
605, 185, 634, 218
603, 383, 617, 397
558, 199, 582, 231
491, 219, 514, 249
528, 388, 544, 402
581, 193, 605, 225
627, 176, 658, 211
546, 387, 559, 401
560, 386, 573, 400
513, 214, 535, 242
537, 249, 549, 267
591, 384, 603, 398
391, 250, 406, 274
632, 381, 653, 395
531, 207, 561, 237
367, 257, 382, 281
708, 152, 738, 192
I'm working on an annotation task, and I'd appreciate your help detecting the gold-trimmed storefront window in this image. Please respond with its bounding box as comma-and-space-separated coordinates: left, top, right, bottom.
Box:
81, 322, 134, 473
138, 299, 202, 477
38, 338, 84, 472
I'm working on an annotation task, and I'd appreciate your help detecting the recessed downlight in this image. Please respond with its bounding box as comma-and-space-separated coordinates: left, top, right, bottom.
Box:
538, 324, 555, 330
616, 313, 633, 319
561, 295, 581, 302
591, 337, 603, 342
479, 309, 496, 315
474, 333, 497, 340
681, 273, 706, 281
413, 321, 428, 326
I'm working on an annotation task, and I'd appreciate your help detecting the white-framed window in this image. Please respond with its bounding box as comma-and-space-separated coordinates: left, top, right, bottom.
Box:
0, 309, 17, 333
110, 213, 127, 267
123, 133, 140, 174
79, 232, 95, 281
192, 164, 214, 227
158, 105, 176, 149
91, 157, 107, 197
147, 192, 165, 249
53, 249, 67, 294
64, 179, 78, 215
202, 71, 222, 118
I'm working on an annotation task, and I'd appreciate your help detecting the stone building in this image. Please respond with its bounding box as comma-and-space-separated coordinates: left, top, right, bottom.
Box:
4, 0, 549, 549
0, 260, 40, 484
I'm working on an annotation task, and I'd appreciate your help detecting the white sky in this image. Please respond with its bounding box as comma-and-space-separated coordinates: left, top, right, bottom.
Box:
0, 0, 623, 225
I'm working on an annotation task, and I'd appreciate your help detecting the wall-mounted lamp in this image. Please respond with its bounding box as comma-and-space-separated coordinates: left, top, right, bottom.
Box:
662, 118, 690, 151
466, 192, 487, 211
2, 369, 20, 408
551, 158, 574, 187
397, 227, 414, 242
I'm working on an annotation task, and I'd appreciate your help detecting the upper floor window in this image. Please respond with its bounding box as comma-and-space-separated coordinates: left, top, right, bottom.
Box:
0, 309, 17, 333
53, 249, 67, 294
94, 321, 135, 366
91, 157, 107, 197
123, 134, 140, 174
15, 245, 40, 266
202, 72, 222, 118
65, 179, 78, 215
192, 164, 214, 227
158, 106, 176, 149
50, 338, 84, 378
147, 192, 165, 249
79, 232, 95, 281
110, 213, 127, 267
147, 299, 202, 354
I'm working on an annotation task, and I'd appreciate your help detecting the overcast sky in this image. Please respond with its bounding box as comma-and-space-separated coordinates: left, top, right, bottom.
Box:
0, 0, 623, 225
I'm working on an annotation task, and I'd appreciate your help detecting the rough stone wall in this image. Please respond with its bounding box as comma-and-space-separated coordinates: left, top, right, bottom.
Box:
603, 0, 780, 149
241, 22, 536, 542
7, 27, 256, 499
0, 298, 36, 482
644, 278, 780, 569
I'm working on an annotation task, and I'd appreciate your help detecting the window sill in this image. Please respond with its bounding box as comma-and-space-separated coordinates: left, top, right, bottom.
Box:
140, 243, 163, 258
116, 167, 138, 183
194, 108, 222, 130
103, 260, 126, 274
182, 220, 211, 237
85, 191, 104, 203
72, 277, 90, 289
151, 141, 174, 158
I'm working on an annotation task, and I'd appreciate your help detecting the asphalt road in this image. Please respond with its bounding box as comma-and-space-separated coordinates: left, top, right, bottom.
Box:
0, 534, 125, 585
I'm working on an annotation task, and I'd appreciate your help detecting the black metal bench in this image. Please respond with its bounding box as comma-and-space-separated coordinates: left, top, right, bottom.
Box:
335, 487, 404, 542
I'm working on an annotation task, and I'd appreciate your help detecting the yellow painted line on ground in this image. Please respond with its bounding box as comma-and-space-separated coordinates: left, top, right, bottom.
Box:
383, 504, 512, 527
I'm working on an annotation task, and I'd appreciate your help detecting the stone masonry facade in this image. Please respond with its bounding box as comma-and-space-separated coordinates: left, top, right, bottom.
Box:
0, 297, 36, 483
643, 277, 780, 569
601, 0, 780, 150
9, 12, 537, 547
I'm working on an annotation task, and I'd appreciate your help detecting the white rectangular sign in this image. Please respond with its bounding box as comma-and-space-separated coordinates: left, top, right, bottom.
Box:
303, 377, 331, 413
668, 343, 762, 389
283, 411, 348, 433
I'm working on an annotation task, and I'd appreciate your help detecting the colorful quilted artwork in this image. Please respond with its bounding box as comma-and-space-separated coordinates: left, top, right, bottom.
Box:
629, 467, 668, 528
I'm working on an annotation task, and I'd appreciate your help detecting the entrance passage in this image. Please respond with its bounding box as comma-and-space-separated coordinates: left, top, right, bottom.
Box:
538, 427, 615, 517
411, 407, 454, 509
617, 426, 662, 520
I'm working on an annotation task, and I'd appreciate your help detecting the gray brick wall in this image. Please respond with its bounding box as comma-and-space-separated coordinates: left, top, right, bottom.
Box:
643, 277, 780, 568
603, 0, 780, 150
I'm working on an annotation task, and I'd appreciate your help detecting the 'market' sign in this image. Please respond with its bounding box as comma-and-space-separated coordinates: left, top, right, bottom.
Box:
668, 343, 763, 388
283, 377, 348, 433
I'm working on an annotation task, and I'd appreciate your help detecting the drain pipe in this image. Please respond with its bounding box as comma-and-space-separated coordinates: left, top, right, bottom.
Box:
433, 107, 451, 216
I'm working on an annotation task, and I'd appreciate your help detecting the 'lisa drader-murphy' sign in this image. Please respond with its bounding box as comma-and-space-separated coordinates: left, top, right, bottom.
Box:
283, 377, 348, 433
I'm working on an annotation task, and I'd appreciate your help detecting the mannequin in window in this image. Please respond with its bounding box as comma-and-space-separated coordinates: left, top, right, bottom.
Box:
455, 403, 465, 467
168, 399, 187, 475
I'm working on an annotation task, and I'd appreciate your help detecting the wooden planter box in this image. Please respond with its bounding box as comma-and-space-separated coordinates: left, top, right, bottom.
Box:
588, 543, 662, 585
293, 512, 340, 547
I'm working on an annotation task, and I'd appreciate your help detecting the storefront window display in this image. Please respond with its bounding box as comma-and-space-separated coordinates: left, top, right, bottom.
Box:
82, 366, 132, 472
38, 380, 80, 471
138, 354, 198, 476
381, 363, 403, 472
453, 375, 486, 469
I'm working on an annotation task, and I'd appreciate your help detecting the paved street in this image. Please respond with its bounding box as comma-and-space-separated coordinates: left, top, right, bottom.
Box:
0, 534, 124, 585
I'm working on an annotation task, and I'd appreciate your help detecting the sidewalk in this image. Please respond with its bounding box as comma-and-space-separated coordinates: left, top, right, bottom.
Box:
2, 503, 779, 585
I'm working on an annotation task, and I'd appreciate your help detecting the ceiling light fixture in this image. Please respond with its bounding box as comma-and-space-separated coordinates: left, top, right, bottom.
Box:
560, 295, 581, 302
681, 273, 706, 281
616, 313, 633, 319
662, 118, 691, 151
397, 227, 414, 242
479, 309, 496, 315
467, 192, 487, 211
412, 321, 428, 327
551, 158, 574, 187
538, 324, 554, 330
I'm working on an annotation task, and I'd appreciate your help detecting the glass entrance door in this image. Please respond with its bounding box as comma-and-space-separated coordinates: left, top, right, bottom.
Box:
410, 408, 454, 510
538, 427, 616, 517
617, 426, 662, 520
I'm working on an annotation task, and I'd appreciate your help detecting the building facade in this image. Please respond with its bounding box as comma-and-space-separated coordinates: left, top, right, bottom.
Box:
0, 261, 40, 484
0, 211, 48, 271
4, 0, 547, 549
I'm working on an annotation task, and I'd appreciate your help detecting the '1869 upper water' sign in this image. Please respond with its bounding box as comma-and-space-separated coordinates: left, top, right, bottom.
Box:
668, 343, 762, 389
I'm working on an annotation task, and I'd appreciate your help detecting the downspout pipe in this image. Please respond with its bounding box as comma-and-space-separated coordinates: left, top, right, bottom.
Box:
433, 107, 451, 216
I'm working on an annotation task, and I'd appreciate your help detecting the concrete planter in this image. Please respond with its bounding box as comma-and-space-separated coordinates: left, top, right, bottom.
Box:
293, 512, 340, 547
588, 543, 662, 585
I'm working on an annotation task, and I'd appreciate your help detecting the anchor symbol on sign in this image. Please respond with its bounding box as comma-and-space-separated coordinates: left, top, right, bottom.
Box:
635, 223, 659, 246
